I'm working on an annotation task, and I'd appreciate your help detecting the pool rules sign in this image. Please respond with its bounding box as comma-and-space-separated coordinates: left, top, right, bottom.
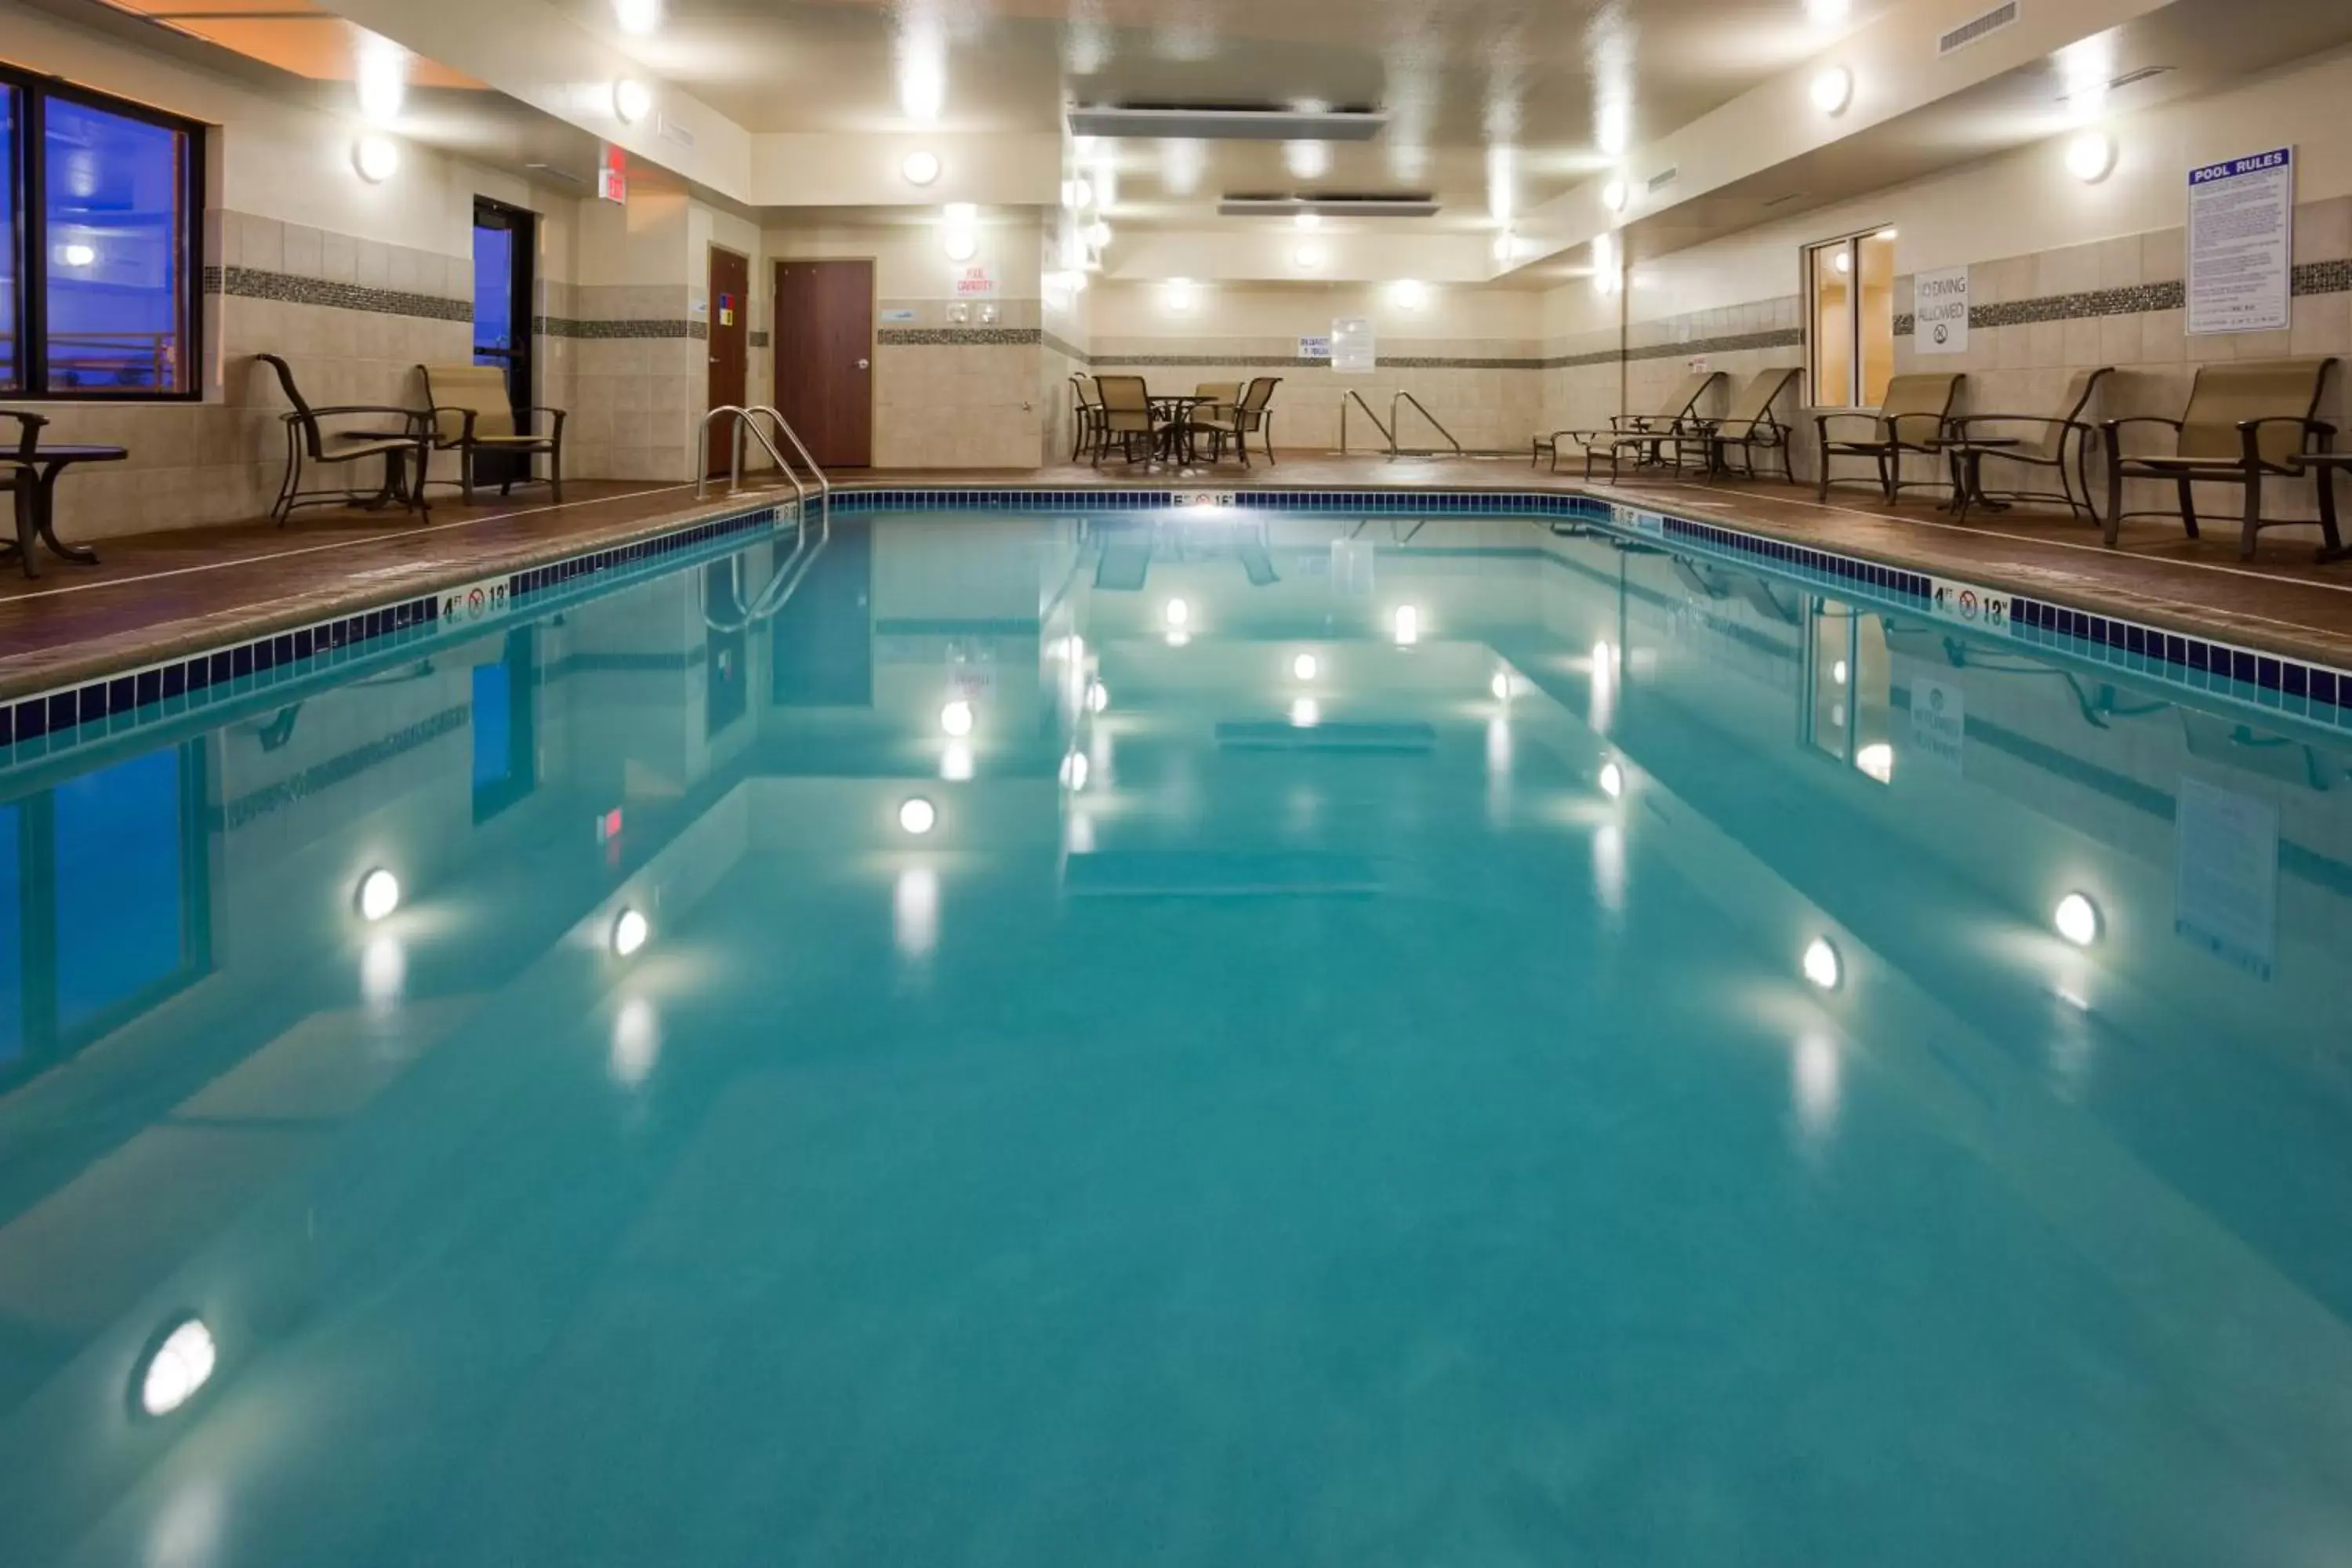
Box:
2187, 147, 2292, 334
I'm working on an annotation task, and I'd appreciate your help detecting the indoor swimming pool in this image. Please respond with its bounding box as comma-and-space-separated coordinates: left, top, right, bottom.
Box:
2, 498, 2350, 1565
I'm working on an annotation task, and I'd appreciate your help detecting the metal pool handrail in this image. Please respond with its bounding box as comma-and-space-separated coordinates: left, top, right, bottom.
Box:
1340, 390, 1392, 456
744, 405, 833, 537
1389, 391, 1464, 459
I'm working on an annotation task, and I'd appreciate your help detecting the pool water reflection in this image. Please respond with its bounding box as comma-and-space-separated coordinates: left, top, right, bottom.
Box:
1, 506, 2350, 1566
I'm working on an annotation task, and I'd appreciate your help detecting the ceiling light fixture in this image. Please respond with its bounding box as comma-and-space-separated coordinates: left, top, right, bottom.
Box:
902, 150, 941, 186
354, 134, 399, 183
2054, 891, 2103, 946
1805, 0, 1851, 22
611, 907, 650, 957
1810, 65, 1854, 115
613, 78, 652, 125
356, 867, 401, 922
2064, 128, 2118, 183
613, 0, 662, 36
355, 34, 407, 125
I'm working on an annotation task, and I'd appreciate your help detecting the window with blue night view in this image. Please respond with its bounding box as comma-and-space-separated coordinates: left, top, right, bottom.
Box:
42, 95, 191, 393
1, 86, 17, 390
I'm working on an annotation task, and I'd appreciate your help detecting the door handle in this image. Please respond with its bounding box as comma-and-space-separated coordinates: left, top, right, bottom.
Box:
856, 358, 870, 371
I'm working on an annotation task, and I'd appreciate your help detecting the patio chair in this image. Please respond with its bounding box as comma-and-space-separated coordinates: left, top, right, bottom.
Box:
1690, 367, 1804, 481
417, 363, 565, 504
1069, 375, 1107, 463
1815, 372, 1963, 503
1191, 376, 1281, 467
1091, 376, 1160, 466
2101, 358, 2339, 558
257, 353, 431, 524
1536, 370, 1723, 478
1185, 380, 1242, 457
1937, 366, 2114, 522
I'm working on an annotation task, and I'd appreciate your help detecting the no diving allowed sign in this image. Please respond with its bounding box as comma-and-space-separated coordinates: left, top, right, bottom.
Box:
1929, 575, 2009, 630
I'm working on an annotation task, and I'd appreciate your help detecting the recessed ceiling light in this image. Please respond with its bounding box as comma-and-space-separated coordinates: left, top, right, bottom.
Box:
1809, 65, 1854, 115
613, 0, 662, 35
902, 150, 942, 185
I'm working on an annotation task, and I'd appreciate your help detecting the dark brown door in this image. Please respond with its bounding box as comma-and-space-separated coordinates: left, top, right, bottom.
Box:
773, 260, 874, 469
705, 246, 750, 477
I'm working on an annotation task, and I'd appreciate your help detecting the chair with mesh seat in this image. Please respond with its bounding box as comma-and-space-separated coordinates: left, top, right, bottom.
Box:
1815, 372, 1963, 503
1191, 377, 1280, 466
257, 353, 432, 524
1689, 367, 1803, 481
418, 363, 565, 504
1537, 369, 1722, 478
1069, 375, 1108, 463
2101, 358, 2339, 558
1185, 382, 1242, 461
1937, 366, 2113, 522
1091, 376, 1160, 466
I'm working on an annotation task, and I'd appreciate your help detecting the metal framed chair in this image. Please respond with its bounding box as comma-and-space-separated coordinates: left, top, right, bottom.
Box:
1091, 375, 1160, 466
1688, 367, 1804, 481
1192, 376, 1280, 466
2102, 358, 2339, 558
1069, 375, 1108, 463
417, 362, 565, 504
1815, 372, 1963, 503
1537, 369, 1723, 477
256, 354, 430, 524
1937, 366, 2114, 522
1185, 381, 1242, 461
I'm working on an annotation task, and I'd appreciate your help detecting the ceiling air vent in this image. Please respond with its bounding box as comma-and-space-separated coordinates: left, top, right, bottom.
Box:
1218, 193, 1439, 218
1937, 2, 2019, 57
659, 114, 695, 149
1761, 191, 1812, 209
1646, 167, 1679, 194
1070, 105, 1388, 141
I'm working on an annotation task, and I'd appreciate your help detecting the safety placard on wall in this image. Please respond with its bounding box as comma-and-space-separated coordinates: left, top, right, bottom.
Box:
2187, 147, 2292, 335
1330, 317, 1376, 373
1914, 265, 1969, 354
952, 264, 997, 297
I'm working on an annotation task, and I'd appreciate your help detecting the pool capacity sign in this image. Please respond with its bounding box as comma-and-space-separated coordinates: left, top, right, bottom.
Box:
2187, 147, 2292, 334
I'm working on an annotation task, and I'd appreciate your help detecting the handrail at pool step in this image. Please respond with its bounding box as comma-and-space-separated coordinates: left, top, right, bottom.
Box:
1339, 390, 1392, 456
1388, 390, 1464, 460
696, 405, 833, 539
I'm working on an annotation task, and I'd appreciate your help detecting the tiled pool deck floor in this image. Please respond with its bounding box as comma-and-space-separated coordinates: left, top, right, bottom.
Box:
1, 459, 2350, 696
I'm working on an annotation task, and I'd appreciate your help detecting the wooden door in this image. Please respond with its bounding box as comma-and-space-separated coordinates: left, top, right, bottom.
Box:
705, 246, 750, 477
772, 259, 874, 468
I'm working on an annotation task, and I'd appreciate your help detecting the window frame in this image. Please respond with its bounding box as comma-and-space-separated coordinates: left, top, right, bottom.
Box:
1802, 224, 1895, 414
2, 60, 208, 402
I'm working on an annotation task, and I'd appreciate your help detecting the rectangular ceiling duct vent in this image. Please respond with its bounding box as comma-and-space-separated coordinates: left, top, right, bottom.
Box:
659, 114, 696, 149
1218, 194, 1439, 218
1071, 105, 1388, 141
1936, 2, 2019, 57
1646, 167, 1679, 193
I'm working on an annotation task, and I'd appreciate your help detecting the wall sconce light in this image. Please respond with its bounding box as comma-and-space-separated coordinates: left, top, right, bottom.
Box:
902, 150, 941, 186
2064, 129, 2117, 183
354, 133, 400, 183
1809, 64, 1854, 115
612, 78, 652, 125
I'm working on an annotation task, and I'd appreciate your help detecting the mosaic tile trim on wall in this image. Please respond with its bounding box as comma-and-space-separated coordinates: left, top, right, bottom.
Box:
203, 266, 470, 324
877, 328, 1044, 347
535, 317, 708, 340
0, 506, 786, 765
1616, 328, 1805, 366
1890, 260, 2350, 336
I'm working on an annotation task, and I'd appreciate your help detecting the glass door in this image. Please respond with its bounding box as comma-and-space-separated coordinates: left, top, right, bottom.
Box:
470, 197, 536, 490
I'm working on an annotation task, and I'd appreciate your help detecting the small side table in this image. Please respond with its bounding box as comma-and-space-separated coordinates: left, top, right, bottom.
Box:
1930, 436, 2024, 521
2289, 452, 2352, 564
2, 445, 124, 579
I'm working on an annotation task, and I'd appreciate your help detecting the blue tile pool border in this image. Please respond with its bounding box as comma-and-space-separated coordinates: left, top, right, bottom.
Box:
3, 483, 2346, 766
0, 503, 787, 767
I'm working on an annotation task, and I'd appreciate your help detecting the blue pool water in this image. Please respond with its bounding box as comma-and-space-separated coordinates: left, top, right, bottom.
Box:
2, 504, 2350, 1565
